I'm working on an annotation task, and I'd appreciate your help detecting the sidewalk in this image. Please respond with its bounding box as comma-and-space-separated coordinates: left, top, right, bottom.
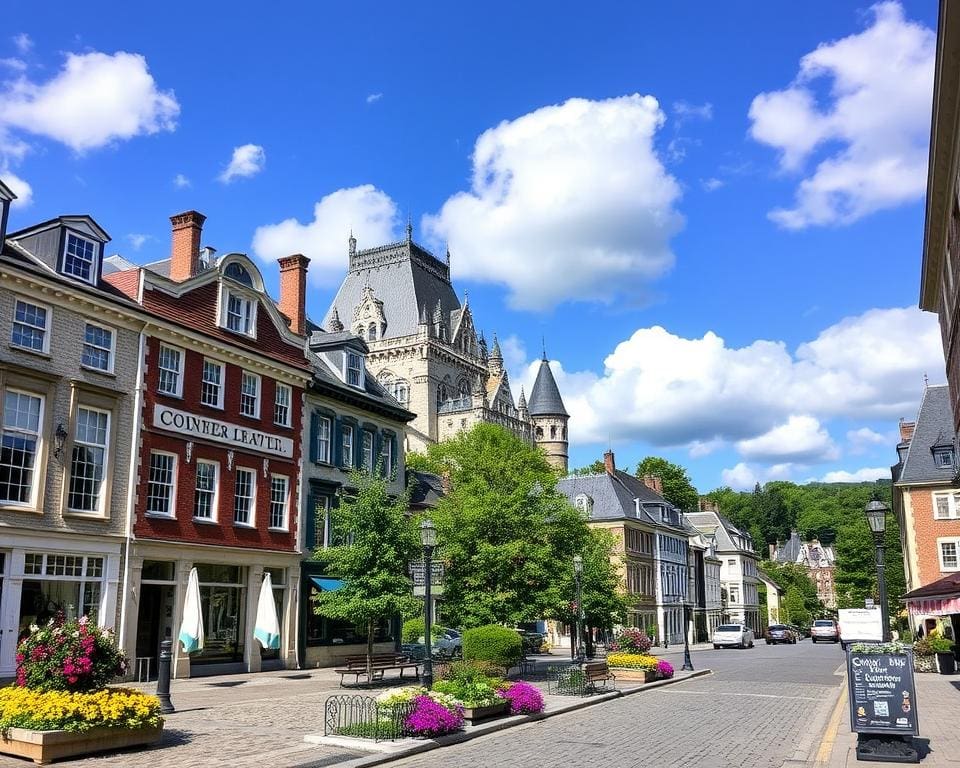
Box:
818, 671, 960, 767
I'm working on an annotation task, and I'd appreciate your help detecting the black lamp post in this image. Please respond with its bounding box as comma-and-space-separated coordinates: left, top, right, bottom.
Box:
420, 519, 437, 688
864, 500, 890, 642
573, 555, 584, 663
681, 602, 694, 671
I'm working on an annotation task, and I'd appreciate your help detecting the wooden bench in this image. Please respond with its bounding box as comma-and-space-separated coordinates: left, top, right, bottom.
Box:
333, 653, 421, 687
582, 660, 616, 692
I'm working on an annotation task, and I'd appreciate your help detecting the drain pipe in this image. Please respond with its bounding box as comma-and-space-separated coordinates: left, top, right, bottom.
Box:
118, 328, 147, 657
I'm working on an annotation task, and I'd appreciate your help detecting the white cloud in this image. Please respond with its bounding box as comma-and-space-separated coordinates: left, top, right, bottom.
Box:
499, 334, 528, 377
701, 177, 724, 192
0, 51, 179, 153
818, 467, 889, 483
516, 306, 942, 452
218, 144, 265, 183
673, 100, 713, 123
423, 94, 683, 311
748, 1, 934, 228
689, 438, 725, 458
252, 184, 399, 287
366, 92, 383, 104
173, 173, 191, 188
2, 169, 32, 207
736, 415, 838, 463
847, 427, 888, 454
126, 233, 149, 251
12, 34, 32, 55
0, 59, 26, 72
722, 462, 796, 491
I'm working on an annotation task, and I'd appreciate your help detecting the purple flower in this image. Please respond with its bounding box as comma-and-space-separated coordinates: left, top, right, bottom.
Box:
656, 659, 674, 679
500, 681, 544, 714
404, 695, 464, 737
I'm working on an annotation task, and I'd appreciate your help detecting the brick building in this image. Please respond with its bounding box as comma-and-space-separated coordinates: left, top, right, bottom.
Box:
0, 185, 147, 677
106, 211, 314, 677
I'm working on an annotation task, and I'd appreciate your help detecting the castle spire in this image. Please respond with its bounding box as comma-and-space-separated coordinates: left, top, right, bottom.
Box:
328, 307, 344, 333
406, 216, 413, 243
348, 230, 357, 257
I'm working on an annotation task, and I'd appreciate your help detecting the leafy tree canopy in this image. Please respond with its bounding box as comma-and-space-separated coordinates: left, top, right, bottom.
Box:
635, 456, 700, 512
571, 460, 606, 476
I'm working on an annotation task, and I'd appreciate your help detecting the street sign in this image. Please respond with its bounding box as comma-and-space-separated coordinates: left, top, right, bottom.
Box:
865, 598, 875, 608
846, 649, 919, 737
410, 561, 444, 597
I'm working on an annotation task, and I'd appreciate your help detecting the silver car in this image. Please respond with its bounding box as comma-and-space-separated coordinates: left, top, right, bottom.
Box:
712, 623, 755, 649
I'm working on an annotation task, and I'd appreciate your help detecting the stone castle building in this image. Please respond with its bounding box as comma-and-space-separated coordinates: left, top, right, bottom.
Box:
322, 226, 569, 471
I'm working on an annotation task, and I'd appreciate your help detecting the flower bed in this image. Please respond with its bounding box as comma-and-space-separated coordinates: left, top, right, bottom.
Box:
0, 688, 162, 733
606, 652, 674, 681
498, 681, 544, 714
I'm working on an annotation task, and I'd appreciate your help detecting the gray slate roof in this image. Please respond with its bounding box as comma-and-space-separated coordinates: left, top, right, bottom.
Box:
322, 238, 459, 339
898, 385, 957, 484
774, 530, 803, 564
408, 471, 445, 510
557, 469, 684, 531
528, 359, 568, 416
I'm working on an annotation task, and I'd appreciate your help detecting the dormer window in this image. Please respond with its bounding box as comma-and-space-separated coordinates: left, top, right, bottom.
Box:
223, 290, 255, 337
346, 351, 364, 389
574, 494, 593, 517
62, 233, 97, 283
224, 261, 254, 287
934, 447, 955, 468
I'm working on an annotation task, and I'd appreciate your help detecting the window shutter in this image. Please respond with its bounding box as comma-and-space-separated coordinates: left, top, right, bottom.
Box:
305, 494, 316, 550
309, 412, 319, 463
354, 428, 363, 470
334, 418, 343, 467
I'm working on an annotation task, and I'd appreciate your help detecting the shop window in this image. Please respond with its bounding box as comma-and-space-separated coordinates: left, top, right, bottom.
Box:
194, 564, 246, 665
306, 604, 392, 646
17, 552, 106, 633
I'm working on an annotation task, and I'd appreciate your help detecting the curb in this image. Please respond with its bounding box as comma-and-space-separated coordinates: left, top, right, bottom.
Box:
313, 669, 712, 768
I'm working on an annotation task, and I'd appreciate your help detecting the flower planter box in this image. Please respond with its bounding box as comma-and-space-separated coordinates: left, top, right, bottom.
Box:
914, 654, 936, 673
0, 724, 162, 765
461, 701, 510, 723
608, 667, 657, 683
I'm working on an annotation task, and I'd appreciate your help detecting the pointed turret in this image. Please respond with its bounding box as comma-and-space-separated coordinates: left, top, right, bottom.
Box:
518, 387, 529, 420
406, 217, 413, 242
529, 351, 569, 473
528, 359, 567, 418
328, 307, 344, 332
478, 332, 488, 361
349, 230, 357, 257
489, 333, 504, 376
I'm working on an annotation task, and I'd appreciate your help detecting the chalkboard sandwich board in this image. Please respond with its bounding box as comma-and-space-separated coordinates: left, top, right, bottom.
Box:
847, 645, 919, 738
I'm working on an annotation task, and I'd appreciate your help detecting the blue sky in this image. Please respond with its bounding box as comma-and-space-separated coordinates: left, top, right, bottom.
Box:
0, 0, 945, 492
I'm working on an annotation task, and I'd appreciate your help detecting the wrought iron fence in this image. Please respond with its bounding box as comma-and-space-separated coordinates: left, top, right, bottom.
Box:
546, 664, 587, 696
323, 694, 416, 741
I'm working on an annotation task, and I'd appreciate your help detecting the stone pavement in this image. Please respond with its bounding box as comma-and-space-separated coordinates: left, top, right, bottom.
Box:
820, 670, 960, 767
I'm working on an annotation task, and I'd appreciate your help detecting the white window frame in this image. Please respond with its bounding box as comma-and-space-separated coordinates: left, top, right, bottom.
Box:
11, 298, 51, 355
0, 388, 44, 508
382, 434, 394, 476
233, 467, 256, 527
67, 406, 111, 514
274, 383, 292, 427
934, 448, 955, 469
933, 492, 960, 520
81, 323, 115, 373
345, 352, 364, 389
146, 451, 177, 518
362, 430, 374, 472
221, 288, 257, 337
62, 232, 98, 284
269, 474, 289, 530
316, 415, 332, 464
200, 359, 225, 409
938, 537, 960, 571
194, 459, 219, 521
157, 344, 184, 397
240, 371, 260, 419
341, 423, 354, 468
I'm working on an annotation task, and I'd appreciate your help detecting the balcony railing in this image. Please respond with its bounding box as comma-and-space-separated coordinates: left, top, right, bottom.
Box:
438, 397, 472, 414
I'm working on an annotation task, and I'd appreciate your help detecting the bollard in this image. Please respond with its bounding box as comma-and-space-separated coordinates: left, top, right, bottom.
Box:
156, 639, 175, 714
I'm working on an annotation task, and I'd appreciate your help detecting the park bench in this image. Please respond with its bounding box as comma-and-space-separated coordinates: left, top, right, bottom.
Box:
333, 653, 421, 687
582, 660, 616, 692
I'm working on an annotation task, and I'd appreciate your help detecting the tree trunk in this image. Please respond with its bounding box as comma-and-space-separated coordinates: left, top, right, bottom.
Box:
586, 625, 594, 659
366, 618, 375, 683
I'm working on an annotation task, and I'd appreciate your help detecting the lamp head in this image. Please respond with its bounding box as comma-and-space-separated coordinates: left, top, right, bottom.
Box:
864, 499, 889, 535
573, 554, 583, 574
419, 519, 437, 548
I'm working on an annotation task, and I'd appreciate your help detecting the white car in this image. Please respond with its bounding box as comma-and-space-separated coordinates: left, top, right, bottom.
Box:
712, 623, 755, 649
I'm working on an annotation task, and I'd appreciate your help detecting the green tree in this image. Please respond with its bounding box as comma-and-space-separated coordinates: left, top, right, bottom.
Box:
413, 423, 588, 627
571, 460, 606, 476
782, 585, 811, 626
635, 456, 699, 512
312, 470, 420, 681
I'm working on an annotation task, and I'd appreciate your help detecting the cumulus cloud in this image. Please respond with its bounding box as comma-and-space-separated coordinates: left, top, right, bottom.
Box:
2, 169, 32, 207
366, 92, 383, 104
847, 427, 889, 454
0, 58, 26, 72
11, 34, 32, 55
423, 94, 683, 310
701, 177, 724, 192
126, 233, 150, 251
748, 2, 934, 228
736, 415, 839, 463
252, 184, 399, 286
173, 173, 191, 188
0, 51, 179, 153
818, 467, 889, 483
219, 144, 265, 183
722, 462, 796, 491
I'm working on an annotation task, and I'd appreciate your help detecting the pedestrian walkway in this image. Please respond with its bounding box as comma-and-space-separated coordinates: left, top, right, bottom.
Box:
819, 671, 960, 767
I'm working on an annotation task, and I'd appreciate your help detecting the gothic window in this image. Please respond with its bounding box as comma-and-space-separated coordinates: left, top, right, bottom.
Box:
535, 426, 543, 439
458, 379, 470, 399
437, 383, 448, 406
368, 323, 377, 341
550, 425, 557, 439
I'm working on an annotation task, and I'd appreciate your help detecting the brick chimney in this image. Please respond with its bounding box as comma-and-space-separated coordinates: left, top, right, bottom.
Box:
641, 474, 663, 495
899, 418, 916, 443
698, 499, 719, 513
169, 211, 206, 282
278, 254, 310, 336
603, 450, 616, 475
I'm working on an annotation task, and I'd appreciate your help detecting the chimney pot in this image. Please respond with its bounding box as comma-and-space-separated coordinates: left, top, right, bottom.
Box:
899, 418, 916, 443
603, 451, 615, 475
278, 254, 310, 336
169, 210, 206, 282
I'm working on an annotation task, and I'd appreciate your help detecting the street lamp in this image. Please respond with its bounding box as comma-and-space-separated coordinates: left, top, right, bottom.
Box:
420, 519, 437, 688
573, 555, 584, 663
864, 500, 890, 642
681, 601, 694, 671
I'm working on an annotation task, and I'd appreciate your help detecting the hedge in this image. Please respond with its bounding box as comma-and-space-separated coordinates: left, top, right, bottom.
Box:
462, 625, 523, 668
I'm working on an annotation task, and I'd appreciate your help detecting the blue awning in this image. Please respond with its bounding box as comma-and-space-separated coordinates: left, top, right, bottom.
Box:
310, 576, 344, 592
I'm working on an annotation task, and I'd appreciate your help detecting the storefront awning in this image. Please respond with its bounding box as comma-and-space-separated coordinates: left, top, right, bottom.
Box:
310, 577, 344, 592
907, 597, 960, 616
903, 572, 960, 616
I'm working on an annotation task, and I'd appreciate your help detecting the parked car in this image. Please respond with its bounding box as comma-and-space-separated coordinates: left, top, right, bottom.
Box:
810, 619, 840, 644
712, 623, 755, 649
515, 629, 547, 655
435, 628, 462, 658
765, 624, 798, 645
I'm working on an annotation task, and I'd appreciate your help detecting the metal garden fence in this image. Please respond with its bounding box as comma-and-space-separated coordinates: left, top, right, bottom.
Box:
323, 694, 416, 741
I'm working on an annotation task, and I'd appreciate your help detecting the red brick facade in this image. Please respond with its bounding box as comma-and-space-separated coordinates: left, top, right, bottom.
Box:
906, 489, 960, 587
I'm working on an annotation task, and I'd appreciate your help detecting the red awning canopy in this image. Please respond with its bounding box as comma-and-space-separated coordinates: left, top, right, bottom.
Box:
904, 572, 960, 615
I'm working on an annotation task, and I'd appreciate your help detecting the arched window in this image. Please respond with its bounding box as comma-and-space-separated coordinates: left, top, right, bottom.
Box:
224, 261, 253, 287
458, 379, 470, 399
437, 383, 448, 406
550, 425, 557, 439
368, 323, 377, 341
535, 426, 543, 439
561, 426, 567, 440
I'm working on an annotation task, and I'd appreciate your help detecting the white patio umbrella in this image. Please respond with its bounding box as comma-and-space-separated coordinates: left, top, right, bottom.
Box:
178, 567, 205, 653
254, 572, 281, 650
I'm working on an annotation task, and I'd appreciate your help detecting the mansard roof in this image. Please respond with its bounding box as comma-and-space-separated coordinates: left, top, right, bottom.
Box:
528, 358, 567, 417
899, 385, 957, 485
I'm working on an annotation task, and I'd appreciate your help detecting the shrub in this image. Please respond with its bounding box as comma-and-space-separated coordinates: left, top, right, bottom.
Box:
441, 660, 503, 687
913, 637, 934, 657
462, 625, 523, 669
0, 687, 162, 732
656, 659, 674, 679
498, 681, 544, 714
401, 618, 443, 644
375, 686, 463, 711
609, 628, 653, 654
16, 615, 127, 692
404, 695, 464, 737
928, 635, 955, 653
432, 679, 502, 707
606, 652, 659, 670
